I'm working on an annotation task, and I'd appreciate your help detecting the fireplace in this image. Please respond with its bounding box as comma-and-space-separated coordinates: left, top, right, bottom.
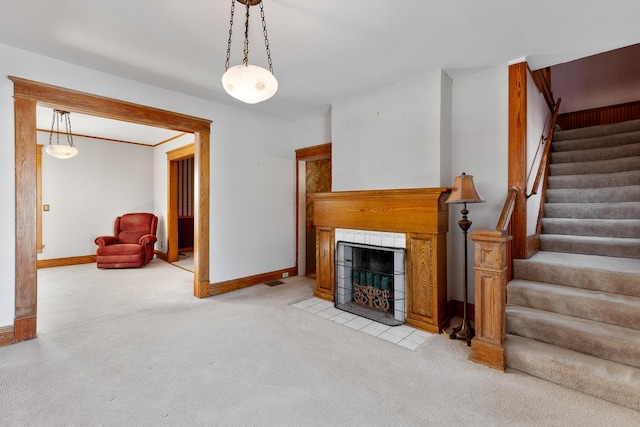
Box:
335, 238, 406, 326
311, 188, 450, 333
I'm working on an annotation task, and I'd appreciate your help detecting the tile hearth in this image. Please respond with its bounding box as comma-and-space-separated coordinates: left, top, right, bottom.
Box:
292, 297, 432, 350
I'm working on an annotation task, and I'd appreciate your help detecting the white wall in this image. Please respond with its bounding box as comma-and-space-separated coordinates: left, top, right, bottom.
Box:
332, 70, 450, 191
449, 64, 509, 303
552, 43, 640, 113
295, 111, 331, 150
38, 134, 154, 260
526, 71, 552, 236
0, 43, 296, 327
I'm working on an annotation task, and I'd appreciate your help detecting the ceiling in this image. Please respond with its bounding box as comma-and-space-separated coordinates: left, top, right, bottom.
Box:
2, 1, 640, 143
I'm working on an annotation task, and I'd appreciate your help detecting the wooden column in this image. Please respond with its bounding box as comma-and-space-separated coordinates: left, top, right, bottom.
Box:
508, 62, 528, 259
468, 230, 512, 371
14, 96, 38, 341
193, 131, 210, 298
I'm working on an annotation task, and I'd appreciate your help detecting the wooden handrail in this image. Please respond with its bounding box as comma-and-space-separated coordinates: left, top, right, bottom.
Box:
496, 187, 518, 234
530, 67, 555, 112
528, 98, 562, 198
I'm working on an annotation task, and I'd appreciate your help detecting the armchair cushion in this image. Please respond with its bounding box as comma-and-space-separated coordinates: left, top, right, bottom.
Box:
95, 213, 158, 269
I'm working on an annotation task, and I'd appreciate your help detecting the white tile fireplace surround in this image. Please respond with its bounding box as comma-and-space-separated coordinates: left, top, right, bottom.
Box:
334, 229, 407, 326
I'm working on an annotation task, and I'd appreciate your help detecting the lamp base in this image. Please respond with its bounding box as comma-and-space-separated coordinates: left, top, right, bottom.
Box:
444, 318, 475, 347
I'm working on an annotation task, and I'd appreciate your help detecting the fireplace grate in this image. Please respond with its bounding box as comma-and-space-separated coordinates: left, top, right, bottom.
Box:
334, 241, 406, 327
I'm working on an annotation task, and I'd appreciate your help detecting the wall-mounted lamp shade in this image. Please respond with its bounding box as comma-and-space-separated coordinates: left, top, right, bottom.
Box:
45, 144, 78, 159
222, 64, 278, 104
446, 172, 485, 204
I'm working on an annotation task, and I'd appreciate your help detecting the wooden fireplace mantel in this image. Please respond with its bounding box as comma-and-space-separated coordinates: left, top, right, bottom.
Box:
311, 187, 451, 333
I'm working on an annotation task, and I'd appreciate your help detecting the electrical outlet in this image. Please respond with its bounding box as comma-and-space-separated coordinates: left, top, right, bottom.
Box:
51, 245, 58, 253
160, 242, 165, 248
282, 272, 289, 278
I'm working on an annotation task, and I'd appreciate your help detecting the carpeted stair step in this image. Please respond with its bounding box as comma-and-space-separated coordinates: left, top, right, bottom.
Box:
549, 156, 640, 176
507, 279, 640, 329
543, 201, 640, 219
551, 142, 640, 164
548, 170, 640, 189
545, 185, 640, 203
541, 218, 640, 238
553, 129, 640, 152
513, 251, 640, 298
505, 334, 640, 411
506, 305, 640, 368
554, 118, 640, 141
539, 234, 640, 259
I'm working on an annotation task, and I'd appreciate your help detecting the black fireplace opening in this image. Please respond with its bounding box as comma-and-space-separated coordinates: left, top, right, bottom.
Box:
335, 241, 406, 326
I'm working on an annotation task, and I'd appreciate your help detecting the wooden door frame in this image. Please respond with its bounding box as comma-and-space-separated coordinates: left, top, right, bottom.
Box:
167, 144, 195, 263
295, 143, 331, 276
11, 76, 212, 342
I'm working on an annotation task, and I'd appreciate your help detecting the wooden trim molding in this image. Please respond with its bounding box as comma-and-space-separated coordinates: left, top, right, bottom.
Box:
10, 76, 211, 134
36, 144, 43, 253
209, 267, 298, 296
37, 255, 96, 269
11, 76, 212, 344
449, 300, 475, 322
295, 142, 331, 161
0, 325, 14, 347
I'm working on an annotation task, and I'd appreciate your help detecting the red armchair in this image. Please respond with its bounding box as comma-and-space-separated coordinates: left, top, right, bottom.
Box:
95, 213, 158, 269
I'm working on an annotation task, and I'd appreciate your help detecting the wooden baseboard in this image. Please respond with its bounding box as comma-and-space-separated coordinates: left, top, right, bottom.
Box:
0, 325, 14, 347
154, 250, 168, 262
449, 299, 475, 321
37, 255, 96, 269
14, 316, 36, 342
210, 267, 298, 296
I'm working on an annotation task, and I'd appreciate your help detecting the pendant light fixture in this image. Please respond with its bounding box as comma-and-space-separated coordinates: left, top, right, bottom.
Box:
222, 0, 278, 104
46, 109, 78, 159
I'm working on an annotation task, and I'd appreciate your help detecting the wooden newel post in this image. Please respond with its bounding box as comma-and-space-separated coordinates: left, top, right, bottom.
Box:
468, 229, 512, 371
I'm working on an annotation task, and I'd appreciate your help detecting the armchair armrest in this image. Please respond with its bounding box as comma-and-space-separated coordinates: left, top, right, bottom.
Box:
95, 236, 119, 247
139, 234, 158, 246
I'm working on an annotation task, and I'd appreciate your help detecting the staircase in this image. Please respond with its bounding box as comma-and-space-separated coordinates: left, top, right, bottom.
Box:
505, 118, 640, 410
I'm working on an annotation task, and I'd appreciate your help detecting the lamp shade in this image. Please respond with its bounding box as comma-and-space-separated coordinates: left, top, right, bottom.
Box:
222, 64, 278, 104
446, 172, 485, 204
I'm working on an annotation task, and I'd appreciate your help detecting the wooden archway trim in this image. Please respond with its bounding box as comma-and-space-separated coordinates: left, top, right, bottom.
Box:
11, 77, 212, 342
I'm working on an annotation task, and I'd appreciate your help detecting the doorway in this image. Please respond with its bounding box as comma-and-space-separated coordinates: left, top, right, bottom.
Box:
295, 143, 331, 276
167, 144, 195, 272
12, 76, 212, 342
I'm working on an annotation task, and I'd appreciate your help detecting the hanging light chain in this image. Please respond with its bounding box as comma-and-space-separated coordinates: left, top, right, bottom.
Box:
224, 0, 236, 71
260, 1, 273, 74
242, 0, 251, 67
224, 0, 274, 74
62, 111, 75, 148
48, 110, 75, 148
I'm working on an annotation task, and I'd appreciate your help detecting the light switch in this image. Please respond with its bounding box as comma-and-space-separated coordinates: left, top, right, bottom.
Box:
43, 204, 50, 211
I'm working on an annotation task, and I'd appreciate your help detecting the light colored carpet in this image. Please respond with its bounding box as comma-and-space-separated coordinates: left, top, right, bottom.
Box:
171, 251, 194, 272
0, 259, 638, 426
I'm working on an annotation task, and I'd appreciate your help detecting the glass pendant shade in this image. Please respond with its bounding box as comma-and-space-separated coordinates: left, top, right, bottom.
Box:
222, 63, 278, 104
45, 144, 78, 159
